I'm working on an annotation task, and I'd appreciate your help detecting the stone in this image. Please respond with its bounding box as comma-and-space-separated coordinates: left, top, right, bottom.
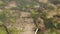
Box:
20, 12, 31, 17
38, 0, 48, 3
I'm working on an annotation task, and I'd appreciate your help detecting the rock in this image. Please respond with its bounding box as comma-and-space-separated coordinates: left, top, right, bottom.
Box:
20, 12, 31, 17
5, 1, 17, 9
38, 0, 48, 3
5, 17, 35, 34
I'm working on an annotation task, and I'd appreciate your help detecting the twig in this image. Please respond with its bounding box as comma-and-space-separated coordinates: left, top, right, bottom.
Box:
34, 28, 38, 34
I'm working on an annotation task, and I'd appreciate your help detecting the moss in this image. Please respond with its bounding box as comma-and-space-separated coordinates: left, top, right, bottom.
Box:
0, 12, 6, 22
10, 18, 16, 23
0, 21, 3, 25
8, 27, 25, 34
8, 27, 19, 34
48, 29, 59, 34
0, 1, 4, 6
19, 29, 25, 33
30, 9, 39, 18
0, 27, 7, 34
26, 4, 30, 8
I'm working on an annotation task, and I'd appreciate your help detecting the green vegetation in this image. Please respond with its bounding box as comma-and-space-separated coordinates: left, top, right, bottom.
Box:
0, 0, 60, 34
49, 0, 60, 5
8, 27, 19, 34
0, 27, 7, 34
0, 10, 20, 34
0, 1, 4, 6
